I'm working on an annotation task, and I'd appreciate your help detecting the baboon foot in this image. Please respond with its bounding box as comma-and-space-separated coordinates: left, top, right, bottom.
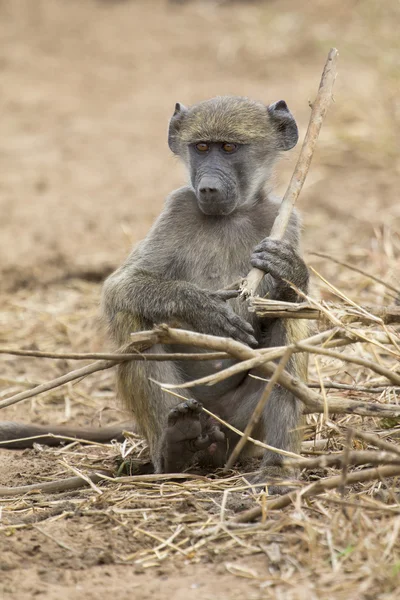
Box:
160, 399, 224, 472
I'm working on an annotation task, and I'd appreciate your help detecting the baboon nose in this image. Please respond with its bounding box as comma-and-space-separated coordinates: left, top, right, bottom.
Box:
199, 186, 218, 196
197, 178, 224, 207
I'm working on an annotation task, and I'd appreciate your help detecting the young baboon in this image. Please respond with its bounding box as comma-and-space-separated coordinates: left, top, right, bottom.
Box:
102, 96, 309, 482
1, 97, 309, 489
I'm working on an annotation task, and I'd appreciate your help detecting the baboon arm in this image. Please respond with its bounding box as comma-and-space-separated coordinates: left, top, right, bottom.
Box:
0, 421, 136, 449
103, 268, 210, 331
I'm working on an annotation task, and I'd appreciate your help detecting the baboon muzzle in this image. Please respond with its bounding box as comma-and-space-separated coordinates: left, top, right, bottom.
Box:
196, 176, 233, 215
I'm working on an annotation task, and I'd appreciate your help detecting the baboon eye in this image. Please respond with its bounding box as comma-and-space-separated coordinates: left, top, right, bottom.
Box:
195, 142, 210, 152
222, 142, 237, 153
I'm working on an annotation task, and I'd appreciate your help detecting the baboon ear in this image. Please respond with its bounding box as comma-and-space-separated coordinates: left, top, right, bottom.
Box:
267, 100, 298, 151
168, 102, 188, 154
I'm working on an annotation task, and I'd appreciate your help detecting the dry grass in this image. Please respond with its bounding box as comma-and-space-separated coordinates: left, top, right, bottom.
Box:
1, 256, 400, 598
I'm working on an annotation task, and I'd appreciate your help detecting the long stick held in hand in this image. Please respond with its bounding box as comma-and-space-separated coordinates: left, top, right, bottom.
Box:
241, 48, 339, 297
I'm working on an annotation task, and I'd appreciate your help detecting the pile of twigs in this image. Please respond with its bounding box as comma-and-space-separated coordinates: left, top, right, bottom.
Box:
1, 290, 399, 522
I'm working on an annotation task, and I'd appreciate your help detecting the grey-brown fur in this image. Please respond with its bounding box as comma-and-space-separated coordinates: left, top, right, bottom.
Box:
169, 96, 297, 147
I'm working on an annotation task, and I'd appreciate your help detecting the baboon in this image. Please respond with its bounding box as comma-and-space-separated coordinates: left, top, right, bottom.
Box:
1, 96, 309, 488
102, 96, 309, 480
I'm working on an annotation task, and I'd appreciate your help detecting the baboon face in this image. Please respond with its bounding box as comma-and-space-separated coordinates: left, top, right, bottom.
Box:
168, 96, 298, 216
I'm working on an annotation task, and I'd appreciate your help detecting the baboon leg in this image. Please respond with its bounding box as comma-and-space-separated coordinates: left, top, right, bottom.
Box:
255, 386, 302, 493
117, 345, 223, 473
217, 372, 302, 490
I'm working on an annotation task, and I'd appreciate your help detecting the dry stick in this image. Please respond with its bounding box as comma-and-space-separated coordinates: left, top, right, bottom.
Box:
350, 428, 400, 457
0, 472, 106, 497
326, 420, 400, 458
0, 330, 334, 411
98, 472, 209, 484
0, 348, 228, 362
0, 327, 264, 410
0, 472, 208, 498
0, 359, 117, 409
251, 300, 400, 324
160, 327, 400, 390
224, 349, 294, 471
339, 428, 352, 505
0, 326, 240, 410
296, 328, 392, 348
1, 325, 399, 417
233, 464, 400, 523
241, 48, 338, 297
61, 460, 103, 495
300, 430, 400, 455
0, 432, 120, 447
296, 342, 400, 386
310, 496, 400, 515
287, 451, 400, 471
0, 349, 227, 410
285, 381, 400, 393
251, 373, 400, 393
154, 326, 400, 417
159, 329, 339, 390
299, 437, 396, 453
301, 439, 331, 451
166, 335, 400, 390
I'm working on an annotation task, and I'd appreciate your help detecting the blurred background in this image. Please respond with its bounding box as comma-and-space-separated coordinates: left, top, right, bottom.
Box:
0, 0, 399, 293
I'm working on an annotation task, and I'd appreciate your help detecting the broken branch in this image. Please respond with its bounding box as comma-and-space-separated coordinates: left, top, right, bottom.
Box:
241, 47, 338, 296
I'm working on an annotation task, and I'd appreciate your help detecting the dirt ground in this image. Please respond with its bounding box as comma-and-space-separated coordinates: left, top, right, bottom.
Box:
1, 0, 400, 598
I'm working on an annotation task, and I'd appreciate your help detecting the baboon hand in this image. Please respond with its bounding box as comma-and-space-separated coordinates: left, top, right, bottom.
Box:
250, 238, 309, 297
191, 291, 258, 347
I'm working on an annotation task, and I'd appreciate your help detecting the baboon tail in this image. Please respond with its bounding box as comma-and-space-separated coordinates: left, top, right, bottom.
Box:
0, 421, 136, 449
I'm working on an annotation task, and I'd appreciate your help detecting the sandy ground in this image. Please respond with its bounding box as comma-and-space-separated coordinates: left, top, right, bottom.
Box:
1, 0, 399, 598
